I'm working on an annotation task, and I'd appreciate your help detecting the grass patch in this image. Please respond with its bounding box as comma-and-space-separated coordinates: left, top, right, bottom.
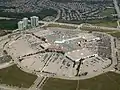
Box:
100, 8, 115, 16
43, 78, 77, 90
86, 19, 117, 28
108, 31, 120, 38
47, 24, 77, 29
80, 26, 115, 33
43, 72, 120, 90
78, 72, 120, 90
57, 19, 83, 25
0, 65, 37, 88
58, 18, 117, 28
40, 8, 57, 19
93, 20, 117, 28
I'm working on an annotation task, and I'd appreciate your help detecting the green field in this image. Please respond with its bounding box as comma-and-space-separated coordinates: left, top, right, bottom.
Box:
43, 78, 77, 90
57, 19, 83, 25
93, 20, 117, 28
0, 19, 18, 30
86, 19, 117, 28
43, 72, 120, 90
0, 65, 37, 88
81, 27, 115, 33
100, 8, 116, 17
58, 18, 117, 27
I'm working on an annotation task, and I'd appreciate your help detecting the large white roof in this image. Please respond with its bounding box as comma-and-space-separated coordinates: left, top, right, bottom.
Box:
65, 48, 97, 62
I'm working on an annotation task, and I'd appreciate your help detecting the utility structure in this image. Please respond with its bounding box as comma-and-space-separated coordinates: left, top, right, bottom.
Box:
30, 16, 39, 27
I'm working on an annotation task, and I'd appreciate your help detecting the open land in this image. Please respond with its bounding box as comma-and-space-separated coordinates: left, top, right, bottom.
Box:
43, 72, 120, 90
0, 65, 37, 88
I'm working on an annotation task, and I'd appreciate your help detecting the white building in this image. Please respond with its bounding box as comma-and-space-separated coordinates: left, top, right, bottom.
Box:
65, 48, 97, 62
22, 17, 28, 29
30, 16, 39, 27
18, 21, 24, 30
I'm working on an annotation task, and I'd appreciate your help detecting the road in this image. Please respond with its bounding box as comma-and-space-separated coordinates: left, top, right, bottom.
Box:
39, 20, 120, 31
29, 76, 48, 90
113, 0, 120, 19
53, 9, 61, 22
0, 61, 14, 70
0, 17, 15, 20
